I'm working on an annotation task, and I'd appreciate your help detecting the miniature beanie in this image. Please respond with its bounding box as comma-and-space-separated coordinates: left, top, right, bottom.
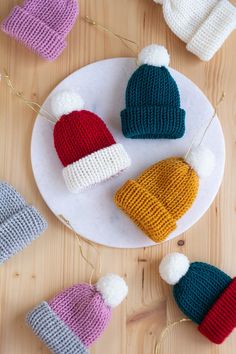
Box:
0, 182, 47, 264
51, 91, 131, 193
159, 253, 236, 344
115, 146, 215, 243
27, 274, 128, 353
1, 0, 79, 61
121, 45, 185, 139
154, 0, 236, 61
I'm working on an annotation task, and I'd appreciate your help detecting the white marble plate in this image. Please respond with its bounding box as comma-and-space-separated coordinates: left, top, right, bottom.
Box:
31, 58, 225, 248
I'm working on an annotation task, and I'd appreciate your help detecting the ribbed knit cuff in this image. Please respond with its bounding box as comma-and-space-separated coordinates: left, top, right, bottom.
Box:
198, 277, 236, 344
121, 106, 185, 139
0, 205, 47, 264
114, 179, 176, 243
63, 143, 131, 193
1, 6, 67, 61
27, 302, 88, 354
187, 0, 236, 61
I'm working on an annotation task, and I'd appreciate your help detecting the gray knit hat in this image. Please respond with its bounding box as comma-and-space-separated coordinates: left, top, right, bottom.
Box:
0, 182, 47, 264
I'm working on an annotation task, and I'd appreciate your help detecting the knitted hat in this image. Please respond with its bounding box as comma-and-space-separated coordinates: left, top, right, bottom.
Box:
52, 91, 131, 193
159, 253, 236, 344
115, 146, 215, 243
154, 0, 236, 61
0, 182, 47, 264
121, 45, 186, 139
27, 274, 128, 353
1, 0, 78, 61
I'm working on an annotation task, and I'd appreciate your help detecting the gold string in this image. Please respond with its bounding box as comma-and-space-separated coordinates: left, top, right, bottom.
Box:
155, 318, 191, 354
185, 92, 226, 159
0, 69, 56, 124
81, 16, 139, 56
58, 215, 102, 285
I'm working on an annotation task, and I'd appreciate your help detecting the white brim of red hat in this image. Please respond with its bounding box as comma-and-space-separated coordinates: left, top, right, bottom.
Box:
63, 143, 131, 193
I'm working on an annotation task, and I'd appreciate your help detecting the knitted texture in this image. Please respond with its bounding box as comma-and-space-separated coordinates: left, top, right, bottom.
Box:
49, 284, 112, 346
173, 262, 232, 324
154, 0, 236, 61
27, 284, 113, 352
0, 182, 47, 264
1, 0, 79, 61
121, 64, 185, 139
114, 157, 199, 242
27, 302, 88, 354
54, 110, 131, 192
54, 111, 116, 167
63, 143, 130, 192
199, 277, 236, 344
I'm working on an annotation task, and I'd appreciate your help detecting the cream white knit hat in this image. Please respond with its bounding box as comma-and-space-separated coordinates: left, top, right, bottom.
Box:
154, 0, 236, 61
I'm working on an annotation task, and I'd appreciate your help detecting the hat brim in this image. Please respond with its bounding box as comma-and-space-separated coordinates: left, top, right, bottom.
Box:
63, 143, 131, 193
121, 106, 185, 139
27, 301, 88, 354
186, 0, 236, 61
1, 6, 66, 61
114, 179, 176, 243
0, 205, 47, 264
198, 277, 236, 344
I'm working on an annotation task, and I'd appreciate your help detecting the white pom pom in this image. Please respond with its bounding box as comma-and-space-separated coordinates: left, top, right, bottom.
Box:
153, 0, 163, 3
96, 273, 128, 308
51, 91, 84, 118
159, 253, 190, 285
138, 45, 170, 67
185, 146, 215, 178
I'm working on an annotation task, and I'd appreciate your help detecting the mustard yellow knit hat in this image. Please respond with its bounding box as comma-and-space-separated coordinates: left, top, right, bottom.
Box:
114, 146, 215, 243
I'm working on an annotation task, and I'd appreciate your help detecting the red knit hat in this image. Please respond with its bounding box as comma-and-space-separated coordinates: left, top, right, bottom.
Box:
51, 91, 131, 193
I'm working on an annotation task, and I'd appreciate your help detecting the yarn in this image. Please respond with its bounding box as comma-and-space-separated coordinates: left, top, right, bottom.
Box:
154, 0, 236, 61
58, 215, 102, 285
52, 91, 131, 193
0, 182, 47, 264
82, 16, 139, 56
155, 318, 191, 354
159, 253, 236, 344
1, 0, 79, 61
121, 45, 186, 139
1, 70, 55, 123
27, 274, 128, 353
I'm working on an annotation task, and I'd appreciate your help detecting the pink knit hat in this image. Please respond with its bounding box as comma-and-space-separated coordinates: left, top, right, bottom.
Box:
1, 0, 79, 61
27, 274, 128, 353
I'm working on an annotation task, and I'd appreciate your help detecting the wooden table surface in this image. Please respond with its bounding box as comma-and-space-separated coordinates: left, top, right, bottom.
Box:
0, 1, 236, 353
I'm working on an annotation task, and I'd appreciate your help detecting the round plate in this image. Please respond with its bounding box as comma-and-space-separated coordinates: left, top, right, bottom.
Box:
31, 58, 225, 249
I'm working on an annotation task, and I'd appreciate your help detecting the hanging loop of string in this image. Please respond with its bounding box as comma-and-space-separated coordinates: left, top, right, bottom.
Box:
0, 69, 56, 124
81, 16, 139, 56
185, 92, 225, 159
58, 215, 102, 285
155, 318, 191, 354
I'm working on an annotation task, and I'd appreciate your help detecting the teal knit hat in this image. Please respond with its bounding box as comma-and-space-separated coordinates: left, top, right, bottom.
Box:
121, 45, 186, 139
159, 253, 236, 344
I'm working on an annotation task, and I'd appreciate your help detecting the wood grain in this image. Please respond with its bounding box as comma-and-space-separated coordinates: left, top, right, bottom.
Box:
0, 1, 236, 353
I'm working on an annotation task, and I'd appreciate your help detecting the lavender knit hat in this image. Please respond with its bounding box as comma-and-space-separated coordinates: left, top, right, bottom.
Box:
0, 182, 47, 264
27, 274, 128, 354
1, 0, 79, 61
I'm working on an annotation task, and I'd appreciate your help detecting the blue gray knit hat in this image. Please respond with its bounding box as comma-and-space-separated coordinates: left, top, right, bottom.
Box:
0, 182, 47, 264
